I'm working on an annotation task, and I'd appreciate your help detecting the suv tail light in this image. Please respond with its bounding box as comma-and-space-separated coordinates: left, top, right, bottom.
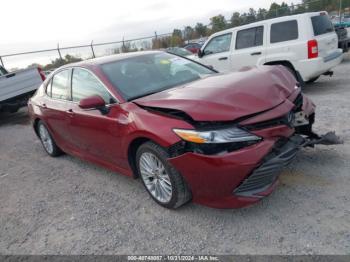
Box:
38, 67, 46, 81
308, 40, 318, 59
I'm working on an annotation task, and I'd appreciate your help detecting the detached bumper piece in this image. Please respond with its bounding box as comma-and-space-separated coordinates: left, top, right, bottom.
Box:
234, 131, 343, 198
234, 136, 304, 197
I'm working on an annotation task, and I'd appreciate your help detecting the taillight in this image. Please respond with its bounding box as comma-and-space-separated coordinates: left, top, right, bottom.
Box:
308, 40, 318, 59
38, 67, 46, 81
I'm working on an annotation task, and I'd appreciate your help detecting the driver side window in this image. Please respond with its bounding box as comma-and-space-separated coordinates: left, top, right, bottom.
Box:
72, 68, 116, 104
203, 33, 232, 55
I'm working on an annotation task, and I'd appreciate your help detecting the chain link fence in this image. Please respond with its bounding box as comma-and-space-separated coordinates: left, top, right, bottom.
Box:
1, 0, 349, 70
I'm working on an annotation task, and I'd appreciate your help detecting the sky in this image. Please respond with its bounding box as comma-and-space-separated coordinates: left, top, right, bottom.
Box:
1, 0, 297, 68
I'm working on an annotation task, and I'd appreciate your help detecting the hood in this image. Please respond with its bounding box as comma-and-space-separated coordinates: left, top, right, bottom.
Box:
134, 65, 297, 122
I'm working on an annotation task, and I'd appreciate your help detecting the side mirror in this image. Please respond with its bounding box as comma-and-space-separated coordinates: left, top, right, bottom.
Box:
79, 95, 109, 114
197, 49, 203, 58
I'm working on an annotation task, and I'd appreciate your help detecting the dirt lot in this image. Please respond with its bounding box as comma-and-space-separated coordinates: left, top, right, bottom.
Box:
1, 54, 350, 255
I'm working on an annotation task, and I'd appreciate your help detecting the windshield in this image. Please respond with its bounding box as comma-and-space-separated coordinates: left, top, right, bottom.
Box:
101, 52, 214, 101
166, 48, 192, 57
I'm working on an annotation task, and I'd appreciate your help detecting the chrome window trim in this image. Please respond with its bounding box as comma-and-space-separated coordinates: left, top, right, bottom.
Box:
70, 66, 119, 105
44, 66, 120, 106
46, 68, 72, 101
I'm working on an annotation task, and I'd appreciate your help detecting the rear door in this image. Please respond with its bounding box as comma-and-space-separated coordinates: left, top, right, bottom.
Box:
311, 13, 338, 59
230, 25, 266, 71
42, 69, 72, 146
197, 33, 233, 72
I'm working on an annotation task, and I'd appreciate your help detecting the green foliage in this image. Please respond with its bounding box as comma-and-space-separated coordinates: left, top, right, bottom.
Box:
230, 12, 241, 27
210, 14, 227, 33
194, 23, 208, 37
42, 54, 82, 70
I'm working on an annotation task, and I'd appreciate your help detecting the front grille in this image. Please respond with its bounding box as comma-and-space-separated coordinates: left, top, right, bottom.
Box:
234, 136, 304, 196
243, 93, 303, 131
244, 116, 290, 131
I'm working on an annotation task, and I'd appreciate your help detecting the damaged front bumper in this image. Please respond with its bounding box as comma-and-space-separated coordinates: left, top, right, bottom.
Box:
169, 130, 341, 209
233, 131, 342, 199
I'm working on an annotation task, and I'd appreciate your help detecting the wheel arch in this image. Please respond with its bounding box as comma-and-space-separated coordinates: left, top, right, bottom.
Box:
33, 118, 42, 137
264, 60, 296, 72
127, 137, 152, 179
264, 60, 305, 86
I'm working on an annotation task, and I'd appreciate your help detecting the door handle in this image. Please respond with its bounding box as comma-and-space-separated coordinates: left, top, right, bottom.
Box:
251, 52, 262, 56
66, 109, 74, 117
41, 103, 47, 109
218, 57, 228, 60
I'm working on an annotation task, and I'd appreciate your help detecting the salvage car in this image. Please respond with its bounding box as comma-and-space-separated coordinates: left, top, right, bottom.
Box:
28, 51, 339, 209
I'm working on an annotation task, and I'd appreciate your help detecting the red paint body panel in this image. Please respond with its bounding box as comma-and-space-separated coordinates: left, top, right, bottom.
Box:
168, 139, 276, 208
134, 65, 297, 121
28, 52, 317, 209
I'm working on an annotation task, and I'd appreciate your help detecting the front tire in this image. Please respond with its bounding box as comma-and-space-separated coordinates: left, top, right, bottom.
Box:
37, 121, 63, 157
136, 141, 191, 209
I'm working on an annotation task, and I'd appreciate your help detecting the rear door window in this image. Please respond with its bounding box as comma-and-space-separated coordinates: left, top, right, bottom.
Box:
236, 26, 264, 49
270, 20, 298, 43
312, 15, 334, 36
51, 69, 71, 100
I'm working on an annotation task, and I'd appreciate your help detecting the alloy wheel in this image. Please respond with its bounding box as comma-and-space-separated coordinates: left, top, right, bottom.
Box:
139, 152, 173, 203
39, 124, 54, 154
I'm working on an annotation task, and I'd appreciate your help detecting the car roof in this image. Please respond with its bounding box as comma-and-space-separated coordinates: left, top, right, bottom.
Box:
209, 11, 327, 37
60, 50, 163, 70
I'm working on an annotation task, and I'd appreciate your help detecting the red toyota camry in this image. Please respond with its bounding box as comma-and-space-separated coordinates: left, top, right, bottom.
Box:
28, 51, 320, 209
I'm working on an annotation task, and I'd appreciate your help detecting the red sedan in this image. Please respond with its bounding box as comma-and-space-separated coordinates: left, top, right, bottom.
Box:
28, 51, 319, 209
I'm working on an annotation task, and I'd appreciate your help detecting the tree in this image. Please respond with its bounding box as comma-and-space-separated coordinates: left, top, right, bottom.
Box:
256, 8, 267, 21
42, 54, 82, 70
184, 26, 195, 41
172, 29, 182, 38
266, 2, 281, 18
210, 14, 227, 33
230, 12, 241, 27
279, 2, 291, 16
246, 8, 257, 24
194, 23, 208, 37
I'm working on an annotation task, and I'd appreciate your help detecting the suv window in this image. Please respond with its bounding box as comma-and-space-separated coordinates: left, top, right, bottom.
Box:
312, 15, 334, 36
271, 20, 298, 43
51, 70, 71, 100
236, 26, 264, 49
72, 68, 115, 104
0, 66, 8, 76
203, 33, 232, 55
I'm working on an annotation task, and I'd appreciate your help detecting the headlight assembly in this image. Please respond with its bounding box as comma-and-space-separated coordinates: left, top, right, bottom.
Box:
173, 127, 261, 144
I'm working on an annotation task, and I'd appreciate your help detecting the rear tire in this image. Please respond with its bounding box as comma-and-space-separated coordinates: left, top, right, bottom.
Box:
136, 141, 191, 209
37, 121, 63, 157
306, 76, 320, 84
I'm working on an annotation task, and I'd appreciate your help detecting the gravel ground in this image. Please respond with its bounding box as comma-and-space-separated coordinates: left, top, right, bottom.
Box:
0, 54, 350, 255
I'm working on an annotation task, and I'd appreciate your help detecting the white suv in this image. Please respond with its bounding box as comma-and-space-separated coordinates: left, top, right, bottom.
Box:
193, 12, 343, 83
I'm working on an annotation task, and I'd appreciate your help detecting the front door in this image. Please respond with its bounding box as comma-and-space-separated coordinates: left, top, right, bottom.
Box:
197, 33, 233, 73
66, 68, 121, 164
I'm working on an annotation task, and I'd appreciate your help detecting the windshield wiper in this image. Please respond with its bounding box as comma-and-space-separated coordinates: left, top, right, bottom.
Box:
128, 91, 160, 101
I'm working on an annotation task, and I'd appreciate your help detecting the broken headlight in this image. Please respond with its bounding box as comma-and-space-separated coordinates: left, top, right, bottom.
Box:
173, 127, 261, 144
